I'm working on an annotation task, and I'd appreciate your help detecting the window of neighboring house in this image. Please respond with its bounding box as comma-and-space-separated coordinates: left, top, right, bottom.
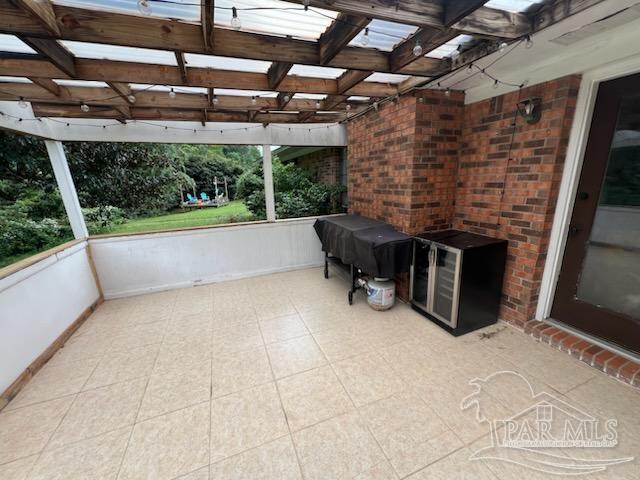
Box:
272, 147, 347, 220
63, 142, 266, 236
0, 131, 74, 269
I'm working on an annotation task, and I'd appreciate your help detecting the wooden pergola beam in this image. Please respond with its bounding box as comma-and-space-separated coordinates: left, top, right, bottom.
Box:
9, 0, 59, 35
0, 56, 400, 98
18, 36, 76, 77
0, 3, 445, 76
267, 62, 293, 90
276, 92, 294, 110
319, 13, 370, 65
390, 28, 458, 73
336, 70, 371, 94
201, 0, 214, 51
28, 76, 61, 96
107, 81, 135, 105
175, 51, 188, 83
443, 0, 490, 27
533, 0, 605, 32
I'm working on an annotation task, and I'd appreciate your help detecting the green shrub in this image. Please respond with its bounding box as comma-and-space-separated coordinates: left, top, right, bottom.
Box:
82, 205, 127, 234
0, 209, 72, 259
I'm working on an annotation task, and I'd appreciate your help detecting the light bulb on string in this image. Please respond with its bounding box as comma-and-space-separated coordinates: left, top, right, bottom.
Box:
212, 95, 219, 105
128, 94, 136, 103
360, 28, 369, 47
445, 88, 451, 97
137, 0, 152, 16
283, 94, 290, 103
493, 79, 499, 89
17, 97, 28, 109
251, 96, 257, 105
372, 101, 379, 111
345, 104, 351, 111
525, 35, 533, 49
231, 7, 241, 30
303, 0, 310, 11
80, 103, 90, 113
315, 100, 321, 109
499, 42, 508, 52
412, 41, 423, 57
169, 88, 176, 99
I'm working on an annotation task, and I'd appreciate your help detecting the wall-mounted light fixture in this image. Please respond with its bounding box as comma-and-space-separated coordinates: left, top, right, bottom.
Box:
517, 96, 542, 124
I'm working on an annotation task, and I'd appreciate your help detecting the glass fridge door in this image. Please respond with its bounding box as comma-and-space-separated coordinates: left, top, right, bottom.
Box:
429, 246, 461, 327
410, 240, 431, 311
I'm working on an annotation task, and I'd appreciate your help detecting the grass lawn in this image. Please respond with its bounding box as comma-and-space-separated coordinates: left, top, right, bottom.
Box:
105, 200, 254, 235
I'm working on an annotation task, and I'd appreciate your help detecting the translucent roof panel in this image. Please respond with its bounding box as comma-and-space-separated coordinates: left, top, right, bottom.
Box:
54, 79, 109, 88
366, 73, 411, 84
0, 34, 36, 54
0, 76, 32, 83
293, 93, 327, 100
183, 54, 271, 73
52, 0, 199, 21
349, 20, 418, 51
131, 84, 208, 94
426, 34, 473, 59
213, 89, 277, 98
215, 0, 337, 41
289, 65, 346, 79
61, 41, 177, 65
485, 0, 542, 12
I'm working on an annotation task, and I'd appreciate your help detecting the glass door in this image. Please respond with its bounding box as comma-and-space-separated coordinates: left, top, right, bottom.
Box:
429, 245, 461, 327
552, 73, 640, 353
411, 240, 431, 311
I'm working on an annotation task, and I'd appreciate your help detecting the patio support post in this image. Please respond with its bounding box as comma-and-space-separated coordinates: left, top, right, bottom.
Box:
262, 144, 276, 222
44, 140, 89, 239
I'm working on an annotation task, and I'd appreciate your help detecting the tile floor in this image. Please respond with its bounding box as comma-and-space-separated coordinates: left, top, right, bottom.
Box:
1, 267, 639, 480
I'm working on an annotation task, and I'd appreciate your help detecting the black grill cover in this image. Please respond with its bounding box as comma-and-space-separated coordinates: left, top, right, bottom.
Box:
313, 215, 412, 278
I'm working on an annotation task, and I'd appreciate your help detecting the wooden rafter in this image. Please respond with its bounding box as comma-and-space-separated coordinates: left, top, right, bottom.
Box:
318, 13, 370, 65
107, 81, 135, 105
336, 70, 371, 94
9, 0, 60, 36
390, 28, 458, 73
0, 56, 399, 98
18, 37, 76, 77
533, 0, 605, 32
443, 0, 490, 27
267, 62, 293, 90
27, 77, 61, 96
175, 51, 188, 83
276, 92, 294, 110
201, 0, 214, 51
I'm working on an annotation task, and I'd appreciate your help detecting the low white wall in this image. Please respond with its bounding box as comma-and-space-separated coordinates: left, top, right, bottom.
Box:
0, 242, 101, 393
89, 217, 326, 299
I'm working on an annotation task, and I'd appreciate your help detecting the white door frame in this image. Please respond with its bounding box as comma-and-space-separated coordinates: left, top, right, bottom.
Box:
536, 54, 640, 321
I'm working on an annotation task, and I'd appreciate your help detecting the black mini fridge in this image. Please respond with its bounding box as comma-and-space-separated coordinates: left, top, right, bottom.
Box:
410, 230, 507, 336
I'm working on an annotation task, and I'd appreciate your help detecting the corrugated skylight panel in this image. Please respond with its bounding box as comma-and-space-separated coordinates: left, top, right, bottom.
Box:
61, 41, 177, 65
485, 0, 541, 12
183, 54, 271, 73
366, 73, 411, 84
52, 0, 199, 21
214, 89, 278, 97
426, 34, 473, 58
0, 34, 36, 54
293, 93, 327, 100
349, 20, 418, 51
53, 79, 110, 87
289, 65, 346, 79
215, 0, 337, 41
0, 76, 32, 83
130, 84, 208, 94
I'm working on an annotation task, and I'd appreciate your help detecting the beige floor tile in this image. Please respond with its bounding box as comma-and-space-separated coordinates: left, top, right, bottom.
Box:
353, 461, 399, 480
108, 321, 166, 353
277, 366, 353, 431
30, 426, 130, 480
48, 333, 112, 366
48, 378, 146, 449
83, 344, 159, 390
359, 390, 460, 477
164, 317, 214, 345
0, 455, 37, 480
333, 352, 406, 407
211, 346, 273, 398
210, 382, 288, 462
138, 359, 211, 421
298, 306, 353, 333
174, 466, 210, 479
154, 339, 212, 375
7, 358, 99, 410
211, 321, 264, 356
0, 396, 73, 464
313, 327, 375, 363
259, 314, 309, 344
209, 436, 301, 480
266, 335, 327, 379
252, 299, 297, 321
118, 402, 210, 480
406, 448, 497, 480
292, 411, 386, 480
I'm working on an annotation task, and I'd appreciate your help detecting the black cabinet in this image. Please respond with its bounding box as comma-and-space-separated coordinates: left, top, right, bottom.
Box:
410, 230, 507, 336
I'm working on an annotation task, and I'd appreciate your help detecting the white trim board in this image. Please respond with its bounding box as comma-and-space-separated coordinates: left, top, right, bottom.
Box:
535, 54, 640, 321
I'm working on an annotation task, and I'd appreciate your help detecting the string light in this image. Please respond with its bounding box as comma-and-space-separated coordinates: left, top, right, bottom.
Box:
444, 88, 451, 97
372, 101, 379, 111
303, 0, 310, 11
18, 97, 27, 109
80, 103, 90, 113
137, 0, 152, 16
127, 94, 136, 103
412, 41, 423, 57
283, 94, 290, 103
251, 96, 257, 105
499, 42, 508, 52
360, 28, 369, 47
169, 88, 176, 99
231, 7, 241, 29
315, 100, 321, 109
493, 79, 499, 89
345, 104, 351, 111
212, 95, 219, 105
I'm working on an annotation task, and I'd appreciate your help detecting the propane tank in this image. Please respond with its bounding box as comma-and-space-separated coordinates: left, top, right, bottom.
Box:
365, 277, 395, 311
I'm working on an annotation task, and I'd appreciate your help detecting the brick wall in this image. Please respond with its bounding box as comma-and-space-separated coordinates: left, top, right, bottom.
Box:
295, 147, 342, 185
453, 75, 581, 326
347, 74, 580, 324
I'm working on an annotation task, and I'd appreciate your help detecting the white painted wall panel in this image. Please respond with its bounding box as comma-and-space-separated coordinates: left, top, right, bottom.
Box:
90, 218, 326, 298
0, 244, 100, 393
